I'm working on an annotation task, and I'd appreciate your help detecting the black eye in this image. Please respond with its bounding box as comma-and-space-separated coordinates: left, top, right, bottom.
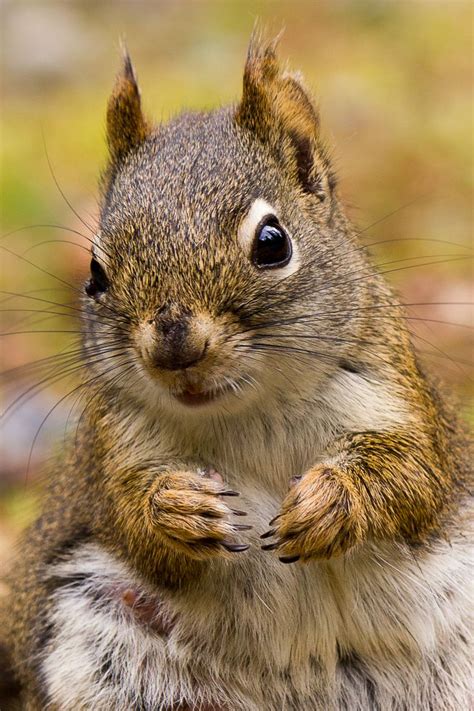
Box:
85, 258, 109, 297
252, 216, 292, 269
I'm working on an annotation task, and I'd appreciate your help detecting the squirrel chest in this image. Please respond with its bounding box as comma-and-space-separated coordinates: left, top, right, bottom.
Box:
39, 407, 471, 711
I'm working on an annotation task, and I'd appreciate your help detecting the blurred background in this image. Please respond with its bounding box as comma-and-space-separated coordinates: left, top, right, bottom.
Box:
0, 0, 472, 575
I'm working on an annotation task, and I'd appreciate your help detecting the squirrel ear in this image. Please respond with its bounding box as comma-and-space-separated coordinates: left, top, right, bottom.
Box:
106, 50, 150, 163
236, 32, 323, 195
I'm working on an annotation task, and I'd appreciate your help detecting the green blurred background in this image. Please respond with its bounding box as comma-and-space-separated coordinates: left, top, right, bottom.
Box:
1, 0, 472, 573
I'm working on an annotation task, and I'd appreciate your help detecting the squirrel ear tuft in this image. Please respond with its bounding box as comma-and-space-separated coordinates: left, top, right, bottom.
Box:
236, 31, 323, 195
106, 49, 150, 163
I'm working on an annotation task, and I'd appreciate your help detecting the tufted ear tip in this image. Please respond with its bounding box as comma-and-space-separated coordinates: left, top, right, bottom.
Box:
247, 24, 283, 55
106, 46, 150, 164
120, 43, 136, 84
238, 28, 318, 131
242, 26, 283, 89
236, 30, 327, 196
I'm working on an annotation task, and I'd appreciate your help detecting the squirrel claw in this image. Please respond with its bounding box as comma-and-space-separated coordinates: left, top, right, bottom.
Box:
233, 524, 253, 531
261, 541, 280, 551
279, 555, 300, 564
221, 541, 250, 553
231, 509, 248, 516
219, 490, 240, 497
260, 528, 276, 539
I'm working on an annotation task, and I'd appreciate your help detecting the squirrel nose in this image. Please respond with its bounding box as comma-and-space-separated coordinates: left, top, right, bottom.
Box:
152, 308, 208, 371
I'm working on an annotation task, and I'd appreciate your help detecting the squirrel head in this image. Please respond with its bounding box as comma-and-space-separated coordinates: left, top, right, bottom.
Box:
85, 33, 370, 416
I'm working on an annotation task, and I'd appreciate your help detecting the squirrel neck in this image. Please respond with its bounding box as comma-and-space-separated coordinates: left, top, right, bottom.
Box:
93, 361, 410, 495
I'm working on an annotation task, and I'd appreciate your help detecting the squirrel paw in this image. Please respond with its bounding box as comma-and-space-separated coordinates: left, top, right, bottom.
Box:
261, 465, 366, 563
146, 468, 251, 560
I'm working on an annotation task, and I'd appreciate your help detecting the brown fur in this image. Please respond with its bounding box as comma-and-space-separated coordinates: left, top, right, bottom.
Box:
1, 33, 471, 709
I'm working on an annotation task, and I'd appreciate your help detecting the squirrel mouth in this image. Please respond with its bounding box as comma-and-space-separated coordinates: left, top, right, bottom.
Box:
173, 385, 228, 407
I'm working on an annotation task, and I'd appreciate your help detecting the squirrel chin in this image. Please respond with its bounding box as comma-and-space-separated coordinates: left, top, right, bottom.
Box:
173, 385, 229, 408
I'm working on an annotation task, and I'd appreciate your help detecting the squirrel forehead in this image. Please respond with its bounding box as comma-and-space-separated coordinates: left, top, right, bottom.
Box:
101, 109, 286, 234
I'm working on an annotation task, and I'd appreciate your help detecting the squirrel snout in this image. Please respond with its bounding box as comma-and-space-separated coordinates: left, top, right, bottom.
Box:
151, 309, 209, 371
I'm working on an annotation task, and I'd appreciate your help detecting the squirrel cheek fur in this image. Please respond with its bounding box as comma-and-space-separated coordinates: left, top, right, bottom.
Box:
2, 32, 472, 710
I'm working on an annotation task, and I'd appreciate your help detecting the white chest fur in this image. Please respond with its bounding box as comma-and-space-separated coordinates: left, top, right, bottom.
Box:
42, 528, 472, 710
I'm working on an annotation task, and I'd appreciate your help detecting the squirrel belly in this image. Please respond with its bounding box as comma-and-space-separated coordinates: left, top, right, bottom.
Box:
35, 534, 472, 711
2, 32, 472, 711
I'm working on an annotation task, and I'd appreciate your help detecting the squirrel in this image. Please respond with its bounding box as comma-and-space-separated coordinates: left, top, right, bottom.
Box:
1, 32, 472, 711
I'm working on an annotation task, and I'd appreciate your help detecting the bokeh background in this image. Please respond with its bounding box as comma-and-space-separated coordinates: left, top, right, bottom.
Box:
1, 0, 472, 575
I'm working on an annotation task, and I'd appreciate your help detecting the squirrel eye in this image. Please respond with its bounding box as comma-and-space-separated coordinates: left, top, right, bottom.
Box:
252, 216, 292, 269
85, 258, 109, 297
